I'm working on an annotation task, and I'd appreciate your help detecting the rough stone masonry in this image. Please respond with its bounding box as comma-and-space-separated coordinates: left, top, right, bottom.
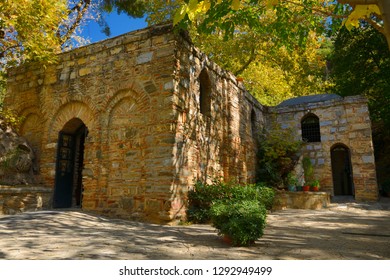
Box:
3, 24, 378, 222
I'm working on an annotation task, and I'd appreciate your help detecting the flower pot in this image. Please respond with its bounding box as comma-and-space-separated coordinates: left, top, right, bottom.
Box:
296, 186, 303, 192
302, 185, 310, 192
222, 235, 233, 245
288, 185, 296, 192
311, 186, 319, 192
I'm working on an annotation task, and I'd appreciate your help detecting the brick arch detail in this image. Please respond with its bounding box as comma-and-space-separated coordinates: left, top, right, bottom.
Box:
18, 106, 42, 135
102, 87, 151, 141
105, 88, 151, 123
47, 101, 98, 142
18, 107, 43, 163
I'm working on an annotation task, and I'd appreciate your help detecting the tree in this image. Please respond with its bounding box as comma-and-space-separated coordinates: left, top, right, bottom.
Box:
132, 1, 329, 105
0, 0, 67, 70
329, 25, 390, 187
195, 28, 327, 105
329, 25, 390, 127
173, 0, 390, 49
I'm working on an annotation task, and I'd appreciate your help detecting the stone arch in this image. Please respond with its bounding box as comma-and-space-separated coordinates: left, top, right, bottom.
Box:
104, 88, 151, 210
105, 88, 151, 119
47, 101, 98, 143
19, 107, 43, 148
53, 117, 88, 208
301, 113, 321, 142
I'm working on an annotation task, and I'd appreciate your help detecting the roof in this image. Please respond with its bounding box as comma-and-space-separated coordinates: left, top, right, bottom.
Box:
277, 94, 343, 107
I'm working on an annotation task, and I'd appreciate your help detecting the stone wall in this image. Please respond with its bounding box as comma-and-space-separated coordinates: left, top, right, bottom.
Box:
4, 24, 264, 222
273, 191, 330, 210
0, 185, 52, 215
267, 95, 378, 201
171, 35, 265, 202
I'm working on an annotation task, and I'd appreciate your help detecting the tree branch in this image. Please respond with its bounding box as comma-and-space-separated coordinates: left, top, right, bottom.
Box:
283, 0, 348, 19
0, 44, 21, 58
234, 46, 257, 76
337, 0, 378, 5
366, 17, 385, 34
58, 0, 91, 44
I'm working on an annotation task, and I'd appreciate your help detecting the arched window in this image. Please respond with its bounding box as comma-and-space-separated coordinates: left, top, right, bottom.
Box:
250, 108, 257, 137
301, 114, 321, 142
199, 69, 211, 117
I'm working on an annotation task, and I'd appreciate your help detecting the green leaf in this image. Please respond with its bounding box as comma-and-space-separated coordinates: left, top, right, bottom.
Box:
173, 4, 188, 26
231, 0, 241, 10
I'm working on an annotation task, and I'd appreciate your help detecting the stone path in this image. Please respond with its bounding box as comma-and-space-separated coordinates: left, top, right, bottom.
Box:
0, 198, 389, 260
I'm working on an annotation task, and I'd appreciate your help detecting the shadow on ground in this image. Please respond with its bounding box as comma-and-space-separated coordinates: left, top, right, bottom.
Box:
0, 198, 389, 260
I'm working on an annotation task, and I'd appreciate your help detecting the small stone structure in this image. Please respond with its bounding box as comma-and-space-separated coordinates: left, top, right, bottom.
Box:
269, 94, 378, 201
3, 24, 378, 221
273, 191, 330, 210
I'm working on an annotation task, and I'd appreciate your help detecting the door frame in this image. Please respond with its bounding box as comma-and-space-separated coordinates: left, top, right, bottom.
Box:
331, 143, 354, 196
53, 119, 87, 208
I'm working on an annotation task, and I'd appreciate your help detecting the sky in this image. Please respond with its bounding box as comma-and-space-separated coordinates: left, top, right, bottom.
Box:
80, 12, 148, 44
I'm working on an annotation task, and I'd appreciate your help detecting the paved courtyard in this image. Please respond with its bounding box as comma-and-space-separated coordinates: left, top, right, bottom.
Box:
0, 198, 389, 260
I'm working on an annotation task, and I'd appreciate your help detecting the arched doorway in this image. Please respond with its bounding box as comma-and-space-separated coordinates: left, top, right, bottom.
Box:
53, 118, 88, 208
331, 144, 354, 196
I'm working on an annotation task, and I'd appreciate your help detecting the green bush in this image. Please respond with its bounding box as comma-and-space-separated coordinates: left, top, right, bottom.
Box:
210, 200, 267, 246
187, 180, 232, 223
257, 126, 302, 188
187, 180, 275, 223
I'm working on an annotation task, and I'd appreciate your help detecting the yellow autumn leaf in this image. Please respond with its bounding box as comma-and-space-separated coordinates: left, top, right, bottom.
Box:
173, 4, 188, 25
198, 0, 211, 12
232, 0, 241, 10
266, 0, 279, 8
344, 4, 381, 31
353, 4, 380, 17
188, 0, 199, 11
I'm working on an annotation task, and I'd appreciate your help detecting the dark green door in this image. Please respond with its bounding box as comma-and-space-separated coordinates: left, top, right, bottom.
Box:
53, 132, 75, 208
331, 145, 354, 196
53, 122, 87, 208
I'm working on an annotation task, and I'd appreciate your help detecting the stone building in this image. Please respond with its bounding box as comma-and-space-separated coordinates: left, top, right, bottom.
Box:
4, 24, 263, 222
3, 24, 378, 221
269, 94, 378, 201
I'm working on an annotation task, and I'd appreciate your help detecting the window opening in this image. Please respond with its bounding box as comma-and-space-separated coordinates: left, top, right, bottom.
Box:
199, 69, 211, 117
301, 114, 321, 142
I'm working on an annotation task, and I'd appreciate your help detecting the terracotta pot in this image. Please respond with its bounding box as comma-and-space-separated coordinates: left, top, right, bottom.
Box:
222, 235, 233, 245
302, 185, 310, 192
311, 186, 319, 192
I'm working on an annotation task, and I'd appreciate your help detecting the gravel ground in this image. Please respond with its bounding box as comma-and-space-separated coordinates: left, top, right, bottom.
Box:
0, 197, 389, 260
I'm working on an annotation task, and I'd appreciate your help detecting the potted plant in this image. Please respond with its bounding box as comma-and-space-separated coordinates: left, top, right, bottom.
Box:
210, 200, 267, 246
311, 179, 320, 192
286, 173, 298, 192
302, 157, 314, 192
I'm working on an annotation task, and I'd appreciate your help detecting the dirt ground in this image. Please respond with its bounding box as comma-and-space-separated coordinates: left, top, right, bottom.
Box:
0, 197, 389, 260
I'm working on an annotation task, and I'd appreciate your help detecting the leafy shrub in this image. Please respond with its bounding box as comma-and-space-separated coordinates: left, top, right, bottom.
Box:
257, 126, 302, 188
252, 183, 275, 211
187, 180, 275, 223
187, 180, 232, 223
210, 200, 267, 246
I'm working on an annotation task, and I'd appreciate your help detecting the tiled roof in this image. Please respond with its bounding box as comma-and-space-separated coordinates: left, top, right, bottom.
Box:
277, 94, 342, 107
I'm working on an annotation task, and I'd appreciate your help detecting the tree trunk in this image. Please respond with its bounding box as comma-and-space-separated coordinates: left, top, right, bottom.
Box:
377, 0, 390, 50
